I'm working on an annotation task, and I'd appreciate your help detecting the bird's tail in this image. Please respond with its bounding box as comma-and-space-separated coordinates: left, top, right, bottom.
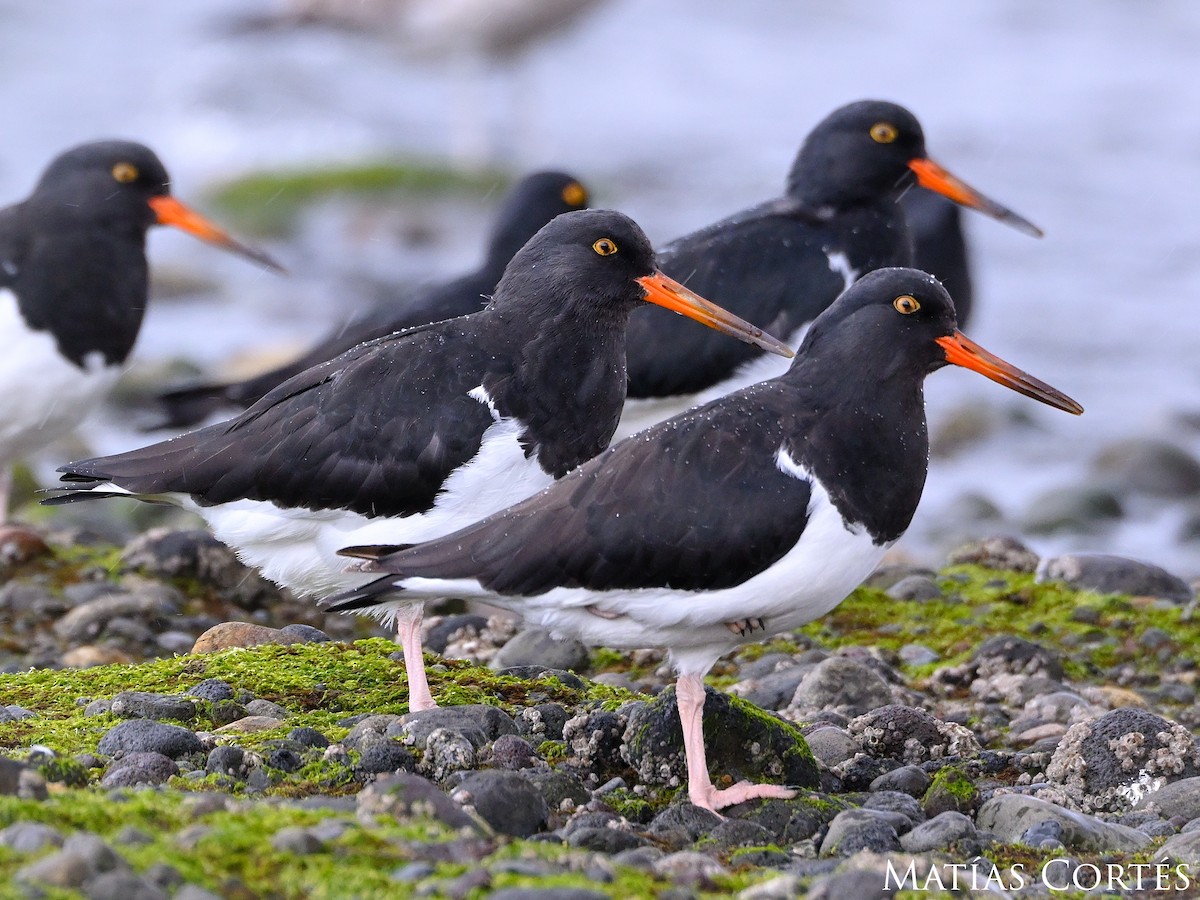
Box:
323, 573, 405, 612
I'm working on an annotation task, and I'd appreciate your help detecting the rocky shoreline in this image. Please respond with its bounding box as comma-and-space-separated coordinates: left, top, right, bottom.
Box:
2, 525, 1200, 897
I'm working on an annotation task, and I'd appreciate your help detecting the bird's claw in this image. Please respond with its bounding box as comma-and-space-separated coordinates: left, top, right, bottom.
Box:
692, 780, 796, 813
725, 617, 766, 637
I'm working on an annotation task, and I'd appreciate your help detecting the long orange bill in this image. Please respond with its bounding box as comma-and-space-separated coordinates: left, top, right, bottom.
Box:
907, 158, 1043, 238
936, 330, 1083, 414
636, 271, 794, 358
148, 195, 285, 273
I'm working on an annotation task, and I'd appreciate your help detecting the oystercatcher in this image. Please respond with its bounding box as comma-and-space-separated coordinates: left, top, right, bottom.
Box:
49, 209, 791, 712
617, 99, 1038, 436
327, 267, 1082, 812
0, 140, 281, 522
152, 170, 592, 428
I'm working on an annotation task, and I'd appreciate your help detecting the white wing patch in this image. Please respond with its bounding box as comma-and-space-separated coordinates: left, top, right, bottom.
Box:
825, 250, 859, 292
468, 384, 500, 421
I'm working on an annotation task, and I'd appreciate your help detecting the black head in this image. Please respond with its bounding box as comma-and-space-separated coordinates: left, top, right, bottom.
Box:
493, 209, 793, 355
486, 171, 591, 266
787, 101, 1042, 236
800, 267, 1082, 413
29, 141, 172, 232
787, 100, 927, 207
24, 140, 283, 270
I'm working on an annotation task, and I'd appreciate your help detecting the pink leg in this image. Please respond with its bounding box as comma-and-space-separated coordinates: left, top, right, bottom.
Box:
394, 603, 437, 712
676, 673, 796, 813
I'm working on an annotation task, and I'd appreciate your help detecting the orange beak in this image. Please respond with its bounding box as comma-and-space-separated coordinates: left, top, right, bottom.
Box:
936, 330, 1082, 414
636, 271, 794, 358
148, 195, 285, 273
908, 158, 1043, 238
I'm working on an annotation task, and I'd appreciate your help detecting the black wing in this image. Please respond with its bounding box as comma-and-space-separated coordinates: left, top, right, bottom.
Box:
625, 199, 909, 397
150, 270, 495, 429
59, 318, 498, 518
336, 386, 816, 600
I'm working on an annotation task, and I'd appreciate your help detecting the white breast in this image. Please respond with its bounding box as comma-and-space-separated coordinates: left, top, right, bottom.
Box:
0, 288, 122, 464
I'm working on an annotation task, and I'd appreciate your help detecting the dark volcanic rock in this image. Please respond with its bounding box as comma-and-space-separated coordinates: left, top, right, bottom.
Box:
1045, 707, 1200, 813
398, 705, 518, 749
451, 770, 548, 837
622, 686, 818, 791
847, 704, 980, 764
102, 752, 179, 788
98, 720, 204, 759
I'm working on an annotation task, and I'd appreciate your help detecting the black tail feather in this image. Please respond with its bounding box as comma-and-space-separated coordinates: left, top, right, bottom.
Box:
337, 543, 411, 561
323, 575, 403, 612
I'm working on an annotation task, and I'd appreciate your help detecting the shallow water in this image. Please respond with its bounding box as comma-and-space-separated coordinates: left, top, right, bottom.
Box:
3, 0, 1200, 574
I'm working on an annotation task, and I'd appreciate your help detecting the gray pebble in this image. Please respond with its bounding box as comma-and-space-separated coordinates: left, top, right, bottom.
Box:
270, 826, 325, 855
899, 810, 977, 852
452, 770, 548, 837
490, 627, 590, 672
356, 773, 483, 834
110, 691, 196, 723
98, 719, 204, 759
81, 871, 168, 900
1037, 552, 1193, 603
791, 657, 892, 715
886, 575, 943, 601
803, 725, 858, 768
0, 821, 63, 853
185, 680, 235, 702
567, 827, 647, 854
819, 808, 903, 856
244, 699, 289, 719
357, 742, 416, 775
870, 765, 931, 797
101, 752, 179, 788
976, 794, 1150, 851
206, 746, 246, 778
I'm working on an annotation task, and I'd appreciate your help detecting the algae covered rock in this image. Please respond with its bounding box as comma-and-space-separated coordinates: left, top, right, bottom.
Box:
621, 686, 818, 792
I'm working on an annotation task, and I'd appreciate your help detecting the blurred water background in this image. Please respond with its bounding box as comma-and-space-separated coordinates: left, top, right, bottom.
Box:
1, 0, 1199, 575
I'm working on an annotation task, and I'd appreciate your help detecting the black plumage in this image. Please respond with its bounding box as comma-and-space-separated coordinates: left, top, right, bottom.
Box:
54, 209, 787, 520
622, 99, 1032, 401
152, 171, 591, 428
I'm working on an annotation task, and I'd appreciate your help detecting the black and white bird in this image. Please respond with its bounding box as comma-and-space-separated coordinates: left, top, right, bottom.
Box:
327, 267, 1082, 812
152, 170, 592, 428
49, 208, 791, 712
0, 140, 281, 524
616, 99, 1039, 436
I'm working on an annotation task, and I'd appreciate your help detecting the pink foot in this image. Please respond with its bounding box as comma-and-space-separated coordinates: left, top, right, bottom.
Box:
691, 780, 796, 813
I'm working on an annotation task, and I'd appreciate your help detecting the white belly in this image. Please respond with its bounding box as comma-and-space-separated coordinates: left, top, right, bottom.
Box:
199, 416, 555, 598
0, 289, 122, 464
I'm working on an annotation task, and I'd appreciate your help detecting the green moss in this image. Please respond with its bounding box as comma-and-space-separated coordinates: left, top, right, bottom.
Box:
722, 691, 817, 776
207, 160, 508, 236
794, 564, 1198, 684
537, 740, 567, 767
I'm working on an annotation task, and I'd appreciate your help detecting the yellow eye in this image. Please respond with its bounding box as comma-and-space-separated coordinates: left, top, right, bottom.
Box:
893, 295, 920, 314
111, 162, 139, 183
593, 238, 618, 256
870, 122, 899, 144
562, 182, 588, 207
